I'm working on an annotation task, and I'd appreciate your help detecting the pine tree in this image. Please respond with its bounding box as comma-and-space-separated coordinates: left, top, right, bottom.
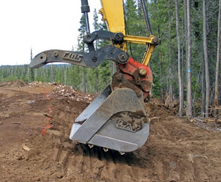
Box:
30, 48, 34, 82
215, 0, 221, 114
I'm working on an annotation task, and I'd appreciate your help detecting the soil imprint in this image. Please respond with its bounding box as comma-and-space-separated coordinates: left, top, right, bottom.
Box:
0, 82, 221, 182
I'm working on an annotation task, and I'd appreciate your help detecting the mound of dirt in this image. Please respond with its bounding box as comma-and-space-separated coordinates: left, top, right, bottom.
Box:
10, 79, 27, 87
0, 81, 221, 182
0, 79, 27, 88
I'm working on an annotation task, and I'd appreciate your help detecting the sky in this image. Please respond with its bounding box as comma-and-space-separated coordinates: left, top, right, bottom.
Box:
0, 0, 102, 66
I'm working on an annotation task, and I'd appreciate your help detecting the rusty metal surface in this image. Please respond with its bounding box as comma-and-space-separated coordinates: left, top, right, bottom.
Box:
117, 57, 153, 100
111, 73, 143, 98
118, 57, 153, 92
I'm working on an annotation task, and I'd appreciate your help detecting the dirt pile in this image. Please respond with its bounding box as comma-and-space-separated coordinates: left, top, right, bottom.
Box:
0, 79, 27, 88
28, 81, 95, 103
52, 84, 95, 102
0, 81, 221, 182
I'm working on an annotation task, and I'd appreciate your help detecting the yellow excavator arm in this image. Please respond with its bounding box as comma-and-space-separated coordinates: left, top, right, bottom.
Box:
99, 0, 159, 66
100, 0, 125, 34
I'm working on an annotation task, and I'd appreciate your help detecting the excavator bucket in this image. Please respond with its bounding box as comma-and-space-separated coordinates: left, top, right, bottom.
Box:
70, 85, 150, 153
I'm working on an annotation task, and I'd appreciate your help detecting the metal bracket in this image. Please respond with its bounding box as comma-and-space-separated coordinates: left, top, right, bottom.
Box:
30, 45, 129, 69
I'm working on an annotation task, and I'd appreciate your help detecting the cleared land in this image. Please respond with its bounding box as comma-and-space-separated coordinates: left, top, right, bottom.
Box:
0, 80, 221, 182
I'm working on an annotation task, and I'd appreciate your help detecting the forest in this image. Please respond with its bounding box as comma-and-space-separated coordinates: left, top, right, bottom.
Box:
0, 0, 220, 119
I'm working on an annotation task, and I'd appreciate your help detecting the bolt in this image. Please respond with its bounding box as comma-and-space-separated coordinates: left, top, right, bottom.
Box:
114, 32, 124, 43
152, 36, 160, 45
120, 54, 125, 59
118, 52, 128, 64
92, 57, 97, 62
135, 90, 142, 97
54, 51, 59, 57
139, 68, 147, 76
115, 73, 124, 81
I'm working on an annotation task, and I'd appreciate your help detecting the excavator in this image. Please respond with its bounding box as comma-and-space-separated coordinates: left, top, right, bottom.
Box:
30, 0, 159, 154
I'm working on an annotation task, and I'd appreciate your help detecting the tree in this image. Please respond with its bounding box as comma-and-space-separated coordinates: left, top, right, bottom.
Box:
215, 0, 221, 113
203, 0, 210, 118
93, 8, 99, 49
92, 8, 100, 92
175, 0, 184, 116
186, 0, 192, 119
125, 0, 145, 61
77, 15, 87, 92
30, 48, 34, 82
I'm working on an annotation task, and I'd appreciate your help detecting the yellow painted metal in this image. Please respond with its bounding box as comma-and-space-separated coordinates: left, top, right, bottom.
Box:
99, 0, 127, 51
99, 0, 125, 34
99, 0, 158, 66
124, 35, 155, 45
142, 44, 155, 66
124, 35, 158, 65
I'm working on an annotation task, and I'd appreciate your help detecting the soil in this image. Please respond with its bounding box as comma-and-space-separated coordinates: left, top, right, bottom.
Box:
0, 80, 221, 182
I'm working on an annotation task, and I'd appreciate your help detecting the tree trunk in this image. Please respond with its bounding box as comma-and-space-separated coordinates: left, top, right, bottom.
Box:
64, 69, 67, 85
186, 0, 192, 119
175, 0, 184, 117
30, 48, 34, 82
215, 0, 221, 112
96, 71, 99, 93
83, 69, 87, 93
201, 56, 206, 116
203, 0, 210, 118
168, 0, 173, 106
50, 65, 54, 83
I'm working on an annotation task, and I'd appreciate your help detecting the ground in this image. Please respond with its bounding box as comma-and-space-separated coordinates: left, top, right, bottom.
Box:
0, 80, 221, 182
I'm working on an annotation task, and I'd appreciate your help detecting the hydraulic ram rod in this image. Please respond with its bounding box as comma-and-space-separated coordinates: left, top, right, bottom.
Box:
81, 0, 90, 34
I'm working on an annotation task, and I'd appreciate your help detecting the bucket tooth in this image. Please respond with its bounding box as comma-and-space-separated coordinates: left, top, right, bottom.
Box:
88, 144, 94, 148
119, 151, 125, 155
103, 148, 109, 152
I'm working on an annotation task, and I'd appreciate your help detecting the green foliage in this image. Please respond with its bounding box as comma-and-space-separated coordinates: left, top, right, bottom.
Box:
125, 0, 147, 61
148, 0, 221, 111
0, 65, 30, 83
1, 0, 220, 110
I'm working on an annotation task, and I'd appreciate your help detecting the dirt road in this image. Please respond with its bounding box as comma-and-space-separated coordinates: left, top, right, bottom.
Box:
0, 80, 221, 182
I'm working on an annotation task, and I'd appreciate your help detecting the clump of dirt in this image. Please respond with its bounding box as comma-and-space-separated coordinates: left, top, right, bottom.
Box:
0, 80, 221, 182
145, 97, 177, 120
